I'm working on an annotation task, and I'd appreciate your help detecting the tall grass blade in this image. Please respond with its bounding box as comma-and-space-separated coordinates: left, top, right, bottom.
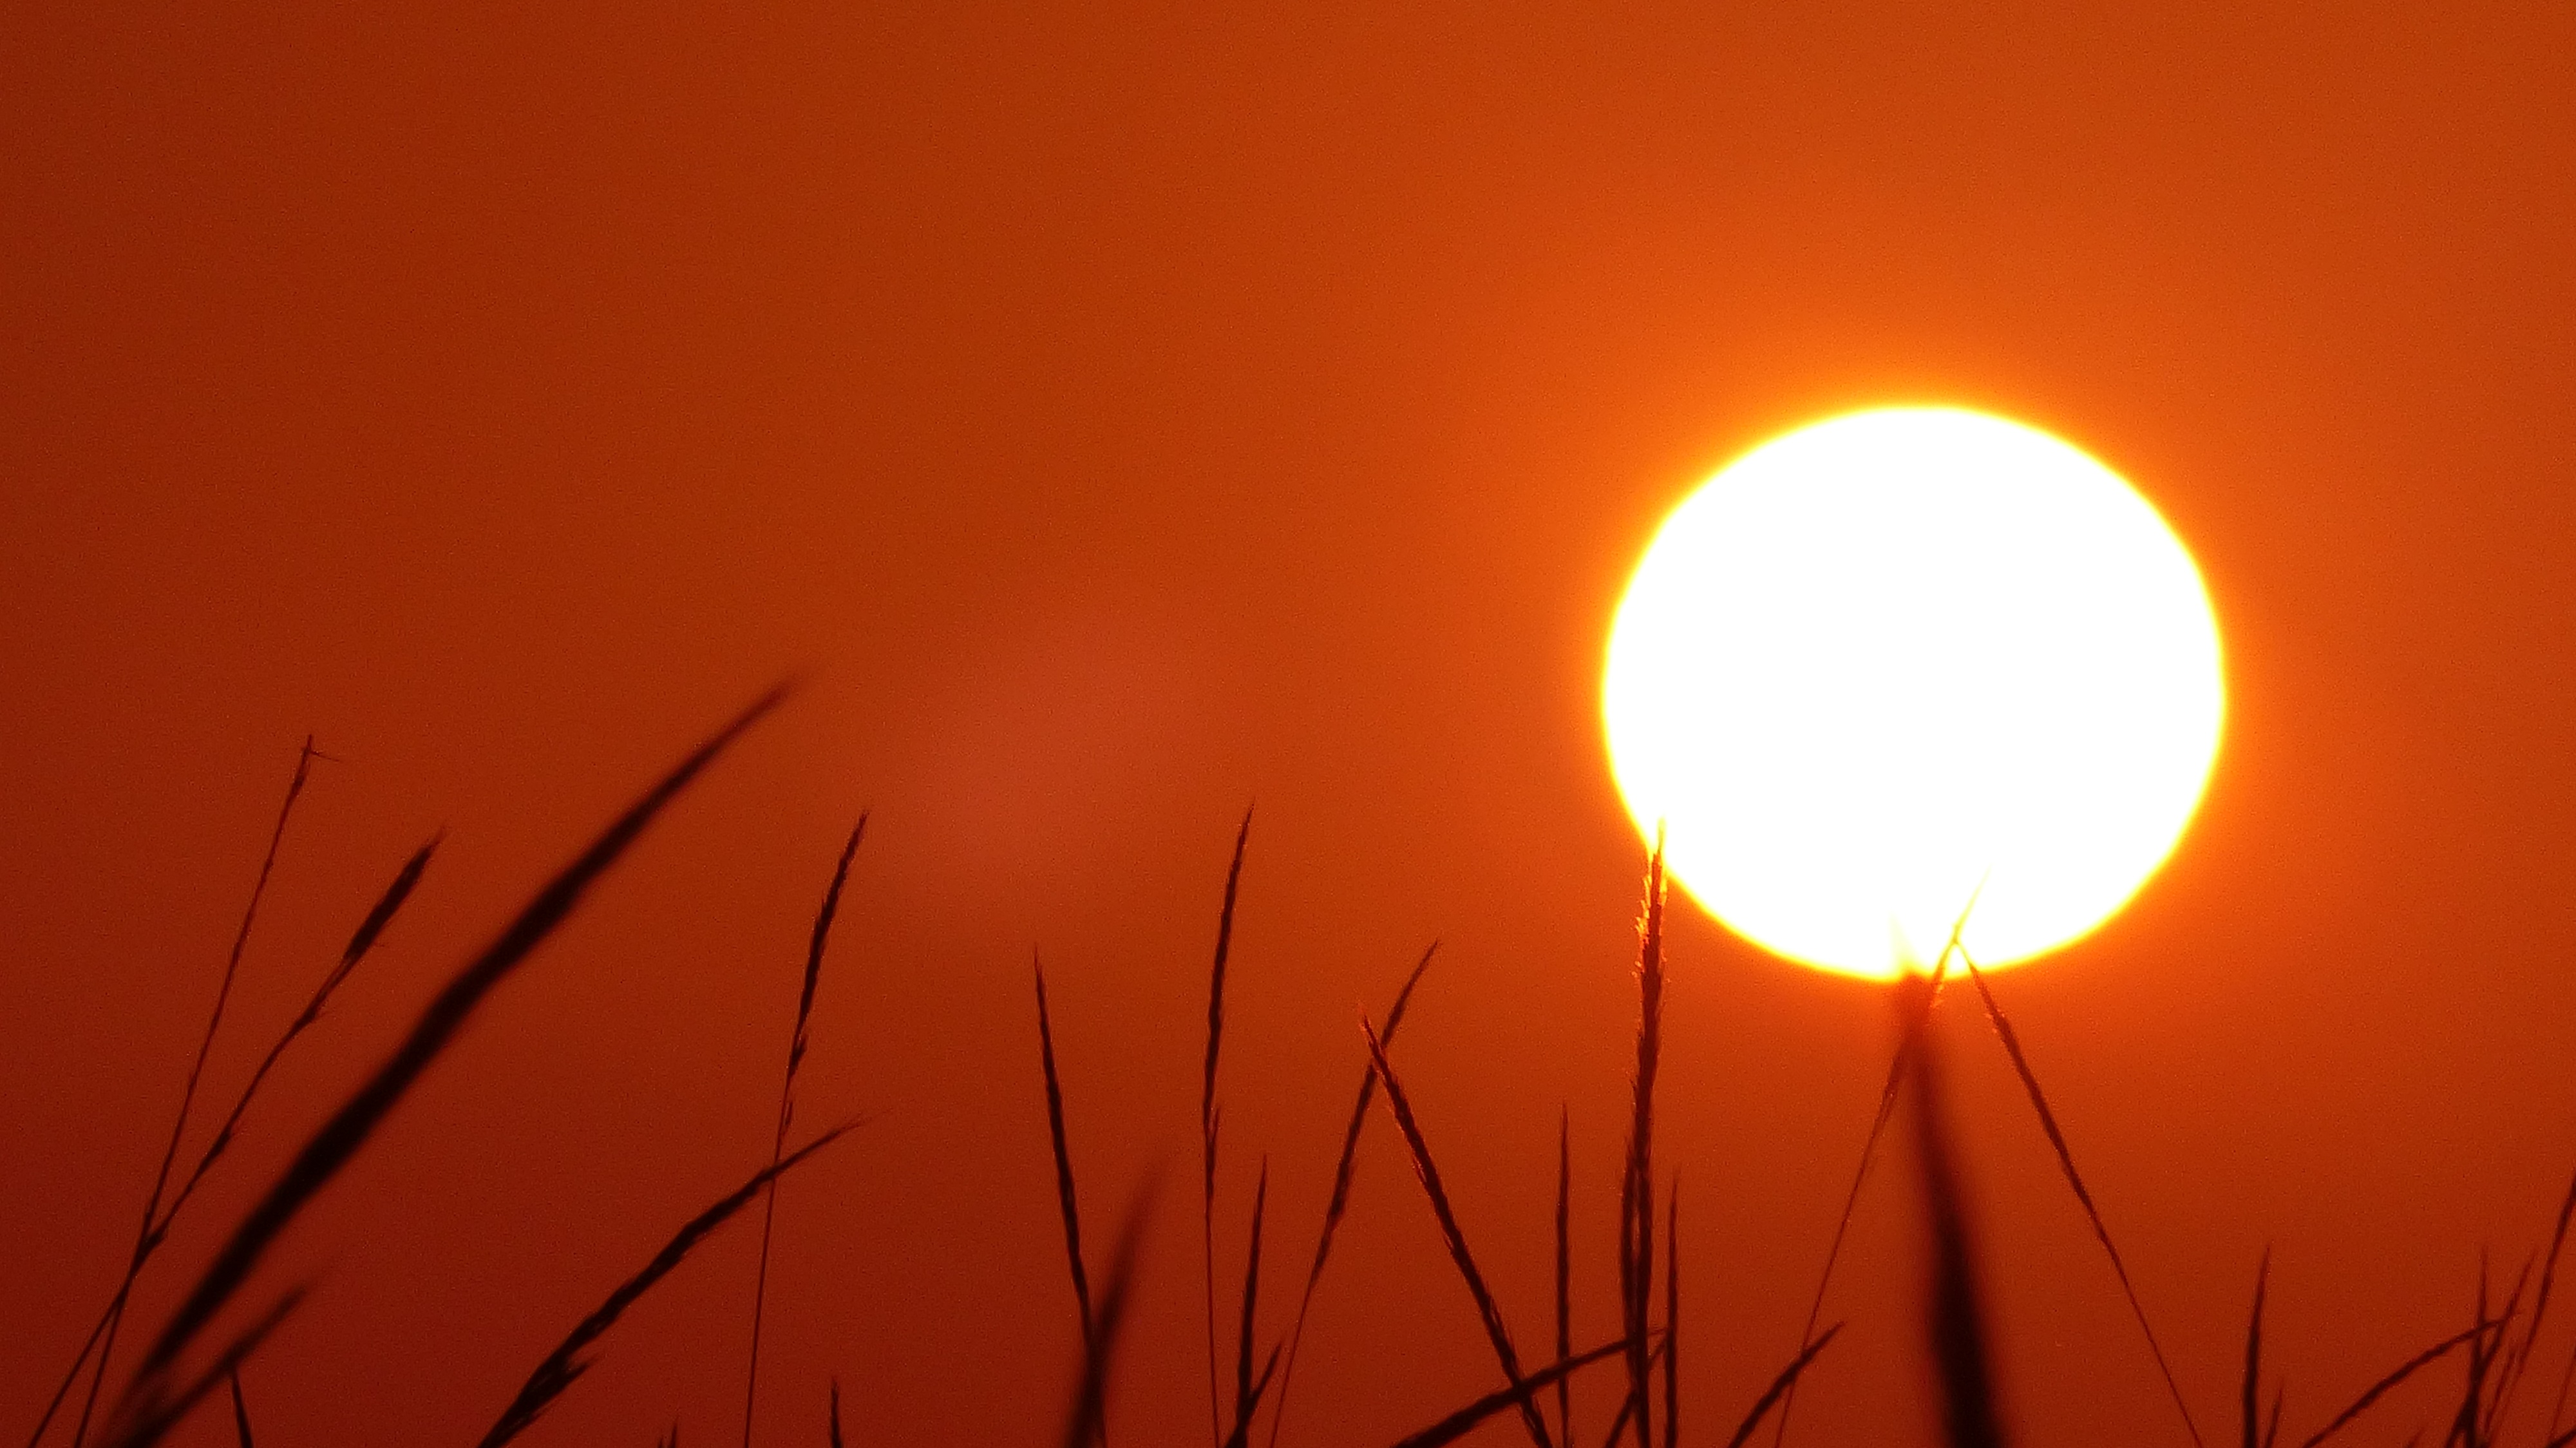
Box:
117, 686, 790, 1417
478, 1121, 855, 1448
1060, 1179, 1160, 1448
1958, 949, 2199, 1447
1559, 1109, 1575, 1448
2298, 1319, 2494, 1447
71, 740, 320, 1448
1035, 955, 1099, 1376
1390, 1338, 1633, 1448
743, 816, 867, 1448
1361, 1016, 1555, 1448
1233, 1160, 1269, 1445
2244, 1250, 2270, 1448
1624, 830, 1667, 1448
97, 1288, 304, 1448
1267, 942, 1437, 1448
1902, 973, 2007, 1448
1723, 1326, 1842, 1448
1204, 810, 1251, 1448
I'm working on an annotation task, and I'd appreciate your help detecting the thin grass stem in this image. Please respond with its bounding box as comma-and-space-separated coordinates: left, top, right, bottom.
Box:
1958, 949, 2199, 1447
1204, 810, 1251, 1448
1362, 1016, 1555, 1448
478, 1122, 857, 1448
743, 817, 867, 1448
1390, 1337, 1633, 1448
1267, 941, 1437, 1448
71, 741, 320, 1448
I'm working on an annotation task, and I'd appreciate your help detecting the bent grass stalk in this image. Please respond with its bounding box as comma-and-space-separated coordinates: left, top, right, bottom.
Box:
1266, 940, 1439, 1448
1361, 1016, 1555, 1448
478, 1123, 857, 1448
1392, 1338, 1633, 1448
1724, 1327, 1843, 1448
2298, 1318, 2494, 1447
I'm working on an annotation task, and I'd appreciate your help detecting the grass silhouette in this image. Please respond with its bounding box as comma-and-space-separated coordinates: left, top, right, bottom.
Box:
33, 691, 2576, 1448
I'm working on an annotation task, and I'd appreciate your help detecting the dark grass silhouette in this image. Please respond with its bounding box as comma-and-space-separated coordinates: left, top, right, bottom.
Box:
1958, 948, 2201, 1446
62, 740, 320, 1448
44, 704, 2576, 1448
1899, 972, 2007, 1448
1725, 1327, 1844, 1448
1229, 1161, 1270, 1448
1203, 810, 1251, 1448
223, 1371, 251, 1448
2243, 1250, 2278, 1448
1558, 1109, 1575, 1448
1059, 1181, 1160, 1448
99, 685, 791, 1445
95, 1288, 304, 1448
1035, 955, 1100, 1392
1265, 941, 1438, 1448
1664, 1188, 1679, 1448
35, 828, 435, 1448
1772, 904, 1975, 1448
476, 1123, 856, 1448
1622, 829, 1667, 1448
741, 817, 866, 1448
1362, 1015, 1556, 1448
1391, 1337, 1633, 1448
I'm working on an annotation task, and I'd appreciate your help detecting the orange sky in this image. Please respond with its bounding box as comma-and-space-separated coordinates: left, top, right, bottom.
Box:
6, 4, 2575, 1445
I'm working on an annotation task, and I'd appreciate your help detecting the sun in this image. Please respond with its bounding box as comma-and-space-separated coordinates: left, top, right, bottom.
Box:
1601, 407, 2224, 980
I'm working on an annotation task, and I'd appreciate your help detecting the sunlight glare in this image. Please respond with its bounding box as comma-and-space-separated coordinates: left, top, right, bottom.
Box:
1600, 407, 2225, 980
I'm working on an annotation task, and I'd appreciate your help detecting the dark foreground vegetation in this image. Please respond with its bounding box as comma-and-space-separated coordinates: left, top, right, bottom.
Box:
23, 688, 2576, 1448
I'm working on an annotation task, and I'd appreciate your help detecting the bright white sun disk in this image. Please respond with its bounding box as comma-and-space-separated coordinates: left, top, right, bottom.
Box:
1601, 407, 2224, 980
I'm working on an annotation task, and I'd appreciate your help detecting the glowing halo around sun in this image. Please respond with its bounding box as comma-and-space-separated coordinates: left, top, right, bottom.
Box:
1601, 406, 2225, 981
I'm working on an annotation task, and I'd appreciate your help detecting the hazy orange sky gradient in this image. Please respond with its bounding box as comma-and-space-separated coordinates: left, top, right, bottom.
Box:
6, 5, 2576, 1445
